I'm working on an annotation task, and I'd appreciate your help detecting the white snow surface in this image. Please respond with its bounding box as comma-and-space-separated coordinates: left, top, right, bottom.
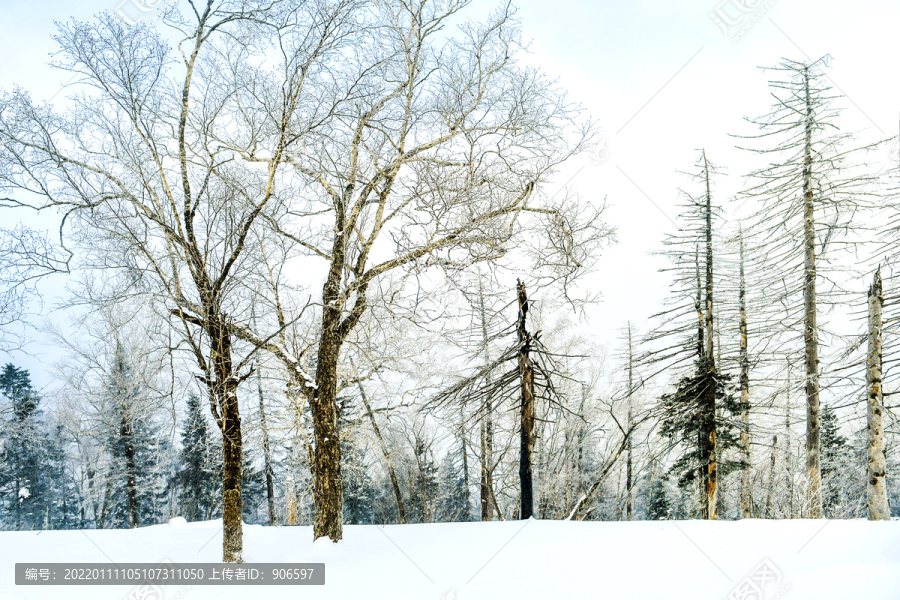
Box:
2, 518, 899, 599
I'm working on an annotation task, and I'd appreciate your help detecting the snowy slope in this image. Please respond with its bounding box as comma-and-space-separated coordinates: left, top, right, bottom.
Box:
2, 518, 898, 599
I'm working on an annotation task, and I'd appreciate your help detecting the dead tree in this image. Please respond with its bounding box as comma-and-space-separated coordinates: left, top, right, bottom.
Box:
429, 281, 580, 521
765, 435, 778, 518
626, 323, 635, 521
739, 228, 752, 519
646, 150, 744, 520
866, 268, 891, 520
517, 280, 536, 519
735, 57, 881, 518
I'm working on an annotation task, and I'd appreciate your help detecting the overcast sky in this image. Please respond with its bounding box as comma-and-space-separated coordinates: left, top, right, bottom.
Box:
2, 0, 898, 387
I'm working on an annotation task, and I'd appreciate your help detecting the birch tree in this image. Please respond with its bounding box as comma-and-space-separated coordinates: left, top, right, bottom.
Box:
241, 0, 609, 539
0, 1, 358, 559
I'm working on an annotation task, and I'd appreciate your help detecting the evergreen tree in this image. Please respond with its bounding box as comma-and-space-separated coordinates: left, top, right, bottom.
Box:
648, 477, 671, 520
407, 437, 439, 524
340, 397, 375, 525
178, 394, 220, 522
437, 450, 469, 522
658, 365, 746, 513
241, 447, 267, 524
101, 347, 168, 528
45, 423, 80, 529
0, 364, 50, 530
820, 404, 849, 517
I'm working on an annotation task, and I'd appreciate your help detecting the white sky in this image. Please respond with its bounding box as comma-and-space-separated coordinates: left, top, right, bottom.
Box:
1, 0, 899, 388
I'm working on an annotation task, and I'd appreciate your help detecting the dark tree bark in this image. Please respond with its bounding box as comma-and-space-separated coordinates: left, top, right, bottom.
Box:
765, 435, 778, 518
626, 323, 634, 521
120, 415, 139, 529
517, 280, 536, 520
207, 320, 243, 562
701, 150, 718, 521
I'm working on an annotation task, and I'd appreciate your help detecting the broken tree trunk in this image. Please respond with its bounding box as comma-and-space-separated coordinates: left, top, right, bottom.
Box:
517, 279, 536, 520
866, 268, 891, 521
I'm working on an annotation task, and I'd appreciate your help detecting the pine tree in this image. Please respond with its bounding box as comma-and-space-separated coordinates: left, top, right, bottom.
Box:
45, 423, 80, 529
340, 397, 376, 525
241, 447, 267, 524
437, 449, 469, 522
820, 403, 847, 517
101, 347, 168, 528
0, 364, 50, 530
178, 394, 220, 522
648, 477, 671, 520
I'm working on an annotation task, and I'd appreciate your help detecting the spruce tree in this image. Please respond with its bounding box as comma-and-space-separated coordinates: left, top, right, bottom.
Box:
820, 404, 847, 517
178, 394, 220, 522
102, 347, 168, 528
0, 364, 49, 529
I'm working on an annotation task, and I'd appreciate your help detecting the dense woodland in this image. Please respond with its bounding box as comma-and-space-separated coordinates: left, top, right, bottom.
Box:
0, 1, 897, 564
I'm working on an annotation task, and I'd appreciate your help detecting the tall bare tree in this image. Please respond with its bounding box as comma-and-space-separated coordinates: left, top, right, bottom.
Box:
250, 1, 608, 540
736, 57, 881, 518
866, 268, 890, 520
0, 1, 358, 559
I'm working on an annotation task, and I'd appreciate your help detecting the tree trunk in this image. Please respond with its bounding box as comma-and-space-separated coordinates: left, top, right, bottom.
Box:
765, 435, 777, 518
702, 150, 718, 520
626, 323, 634, 521
120, 414, 139, 529
867, 268, 891, 520
694, 248, 708, 520
478, 282, 495, 521
801, 66, 823, 519
311, 313, 344, 541
207, 319, 243, 562
461, 406, 470, 521
256, 362, 276, 526
739, 229, 752, 519
357, 379, 406, 523
516, 280, 536, 520
785, 398, 794, 519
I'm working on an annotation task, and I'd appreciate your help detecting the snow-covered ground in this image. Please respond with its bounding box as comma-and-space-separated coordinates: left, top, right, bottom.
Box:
2, 518, 898, 599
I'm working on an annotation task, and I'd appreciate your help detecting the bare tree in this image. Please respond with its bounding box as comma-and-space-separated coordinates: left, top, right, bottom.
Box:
866, 268, 890, 520
0, 1, 358, 559
248, 1, 609, 540
735, 57, 881, 518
